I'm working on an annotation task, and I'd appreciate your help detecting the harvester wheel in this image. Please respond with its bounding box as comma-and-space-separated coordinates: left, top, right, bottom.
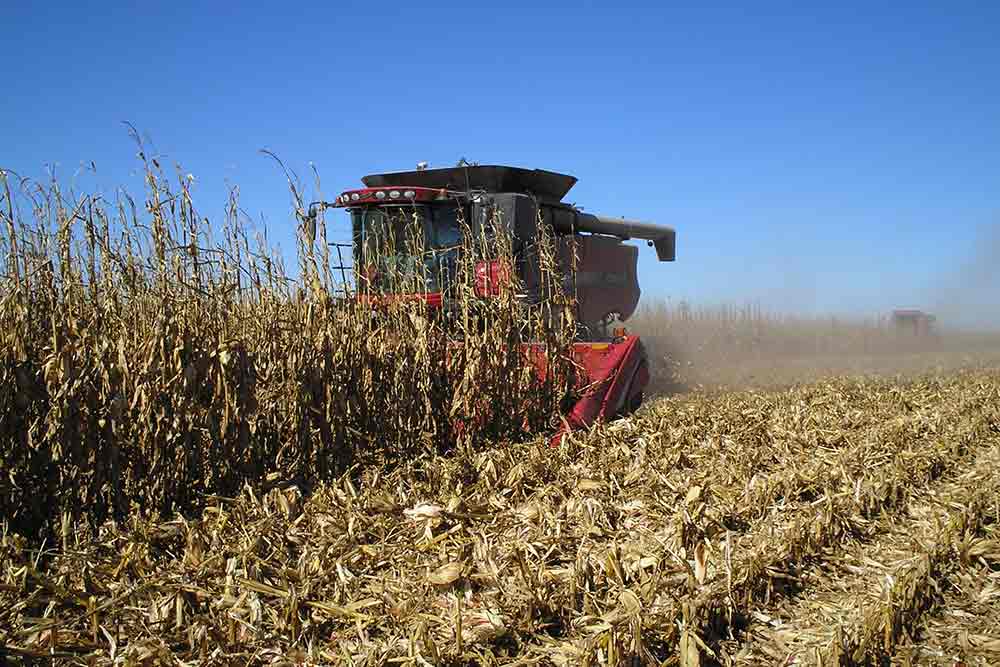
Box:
626, 391, 644, 416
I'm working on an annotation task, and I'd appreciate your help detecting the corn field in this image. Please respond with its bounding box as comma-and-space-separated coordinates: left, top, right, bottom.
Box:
0, 145, 575, 542
3, 151, 1000, 665
631, 300, 1000, 391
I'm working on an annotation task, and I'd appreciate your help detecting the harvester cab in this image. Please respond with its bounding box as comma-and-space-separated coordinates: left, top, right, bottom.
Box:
328, 164, 676, 440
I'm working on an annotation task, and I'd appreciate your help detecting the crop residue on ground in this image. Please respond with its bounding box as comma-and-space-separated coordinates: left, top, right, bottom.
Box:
3, 369, 999, 665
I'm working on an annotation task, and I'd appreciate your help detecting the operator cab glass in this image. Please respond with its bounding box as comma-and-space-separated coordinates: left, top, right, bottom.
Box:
351, 203, 465, 293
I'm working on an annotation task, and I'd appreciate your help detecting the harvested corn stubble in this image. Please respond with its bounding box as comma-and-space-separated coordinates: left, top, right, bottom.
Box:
2, 369, 1000, 665
719, 438, 1000, 666
891, 525, 1000, 667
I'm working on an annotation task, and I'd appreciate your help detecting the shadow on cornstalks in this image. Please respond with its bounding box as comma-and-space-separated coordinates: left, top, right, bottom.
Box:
0, 134, 576, 543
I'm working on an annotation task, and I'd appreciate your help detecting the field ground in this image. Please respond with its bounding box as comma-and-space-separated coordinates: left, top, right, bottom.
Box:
630, 301, 1000, 392
3, 361, 999, 666
650, 344, 1000, 394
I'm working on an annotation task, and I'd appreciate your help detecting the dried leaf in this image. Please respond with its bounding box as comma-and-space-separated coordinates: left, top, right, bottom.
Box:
427, 562, 463, 586
405, 503, 444, 521
694, 542, 708, 585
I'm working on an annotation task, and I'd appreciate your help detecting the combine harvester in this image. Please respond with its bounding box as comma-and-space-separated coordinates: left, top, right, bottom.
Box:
891, 309, 937, 336
328, 164, 676, 441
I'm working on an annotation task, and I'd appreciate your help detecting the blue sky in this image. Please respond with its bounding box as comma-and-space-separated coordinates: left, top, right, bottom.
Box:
4, 1, 999, 323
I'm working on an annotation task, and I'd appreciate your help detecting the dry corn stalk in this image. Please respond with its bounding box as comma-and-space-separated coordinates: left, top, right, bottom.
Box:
0, 145, 576, 541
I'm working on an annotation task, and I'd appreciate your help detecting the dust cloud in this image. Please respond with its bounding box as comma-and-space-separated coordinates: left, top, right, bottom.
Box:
927, 225, 1000, 331
629, 215, 1000, 395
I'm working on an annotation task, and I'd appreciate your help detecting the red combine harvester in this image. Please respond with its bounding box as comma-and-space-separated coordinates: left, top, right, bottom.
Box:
328, 165, 676, 442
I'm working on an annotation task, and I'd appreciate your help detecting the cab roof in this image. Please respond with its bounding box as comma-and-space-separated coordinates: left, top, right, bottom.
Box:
361, 165, 577, 202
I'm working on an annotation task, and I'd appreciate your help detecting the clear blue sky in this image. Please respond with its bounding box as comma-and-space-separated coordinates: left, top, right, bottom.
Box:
4, 1, 999, 324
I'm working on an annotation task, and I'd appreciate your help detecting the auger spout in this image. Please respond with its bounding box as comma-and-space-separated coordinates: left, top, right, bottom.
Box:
564, 214, 676, 262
